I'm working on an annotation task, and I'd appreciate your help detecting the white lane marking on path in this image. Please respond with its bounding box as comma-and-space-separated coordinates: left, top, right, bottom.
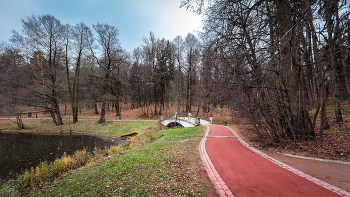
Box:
281, 153, 350, 165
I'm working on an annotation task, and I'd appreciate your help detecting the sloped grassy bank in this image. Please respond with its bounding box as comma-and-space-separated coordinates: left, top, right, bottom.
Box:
0, 144, 130, 196
1, 125, 215, 196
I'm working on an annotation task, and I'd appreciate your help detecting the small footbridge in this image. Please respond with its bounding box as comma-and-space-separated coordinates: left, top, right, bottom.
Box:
161, 113, 204, 128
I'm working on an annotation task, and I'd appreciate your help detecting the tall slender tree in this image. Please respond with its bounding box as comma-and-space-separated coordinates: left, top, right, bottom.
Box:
63, 22, 93, 123
90, 23, 123, 123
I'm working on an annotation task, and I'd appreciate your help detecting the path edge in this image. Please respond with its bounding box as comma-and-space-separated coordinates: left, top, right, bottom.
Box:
281, 153, 350, 165
225, 126, 350, 197
199, 126, 235, 197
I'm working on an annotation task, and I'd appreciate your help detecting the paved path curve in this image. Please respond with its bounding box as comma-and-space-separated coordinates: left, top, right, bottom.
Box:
200, 124, 350, 197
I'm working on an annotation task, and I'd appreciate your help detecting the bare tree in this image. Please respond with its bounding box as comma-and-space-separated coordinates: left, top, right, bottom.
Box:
63, 22, 93, 123
0, 47, 30, 129
184, 33, 200, 113
90, 23, 123, 123
18, 14, 65, 125
172, 35, 185, 113
142, 32, 160, 115
129, 47, 143, 109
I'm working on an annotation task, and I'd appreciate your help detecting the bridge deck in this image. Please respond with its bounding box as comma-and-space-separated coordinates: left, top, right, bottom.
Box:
161, 117, 197, 127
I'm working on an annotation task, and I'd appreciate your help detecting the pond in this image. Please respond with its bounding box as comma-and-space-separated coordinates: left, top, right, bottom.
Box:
0, 132, 128, 180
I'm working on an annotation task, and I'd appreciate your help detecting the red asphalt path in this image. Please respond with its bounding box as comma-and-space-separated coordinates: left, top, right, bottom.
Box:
201, 124, 350, 197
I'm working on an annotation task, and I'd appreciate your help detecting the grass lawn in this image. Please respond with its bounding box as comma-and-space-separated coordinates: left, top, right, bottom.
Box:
0, 119, 159, 137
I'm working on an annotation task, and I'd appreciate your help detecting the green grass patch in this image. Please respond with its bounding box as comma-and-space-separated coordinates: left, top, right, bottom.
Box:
18, 126, 214, 196
332, 128, 341, 133
340, 103, 350, 115
309, 101, 350, 119
80, 121, 154, 136
1, 119, 158, 137
39, 119, 54, 124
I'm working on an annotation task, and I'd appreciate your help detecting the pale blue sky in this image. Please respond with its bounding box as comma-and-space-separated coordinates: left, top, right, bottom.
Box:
0, 0, 202, 52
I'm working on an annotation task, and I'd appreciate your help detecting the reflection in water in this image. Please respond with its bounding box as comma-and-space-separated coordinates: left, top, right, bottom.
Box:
0, 132, 127, 180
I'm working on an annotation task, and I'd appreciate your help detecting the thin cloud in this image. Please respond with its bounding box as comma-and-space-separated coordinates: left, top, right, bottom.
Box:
0, 0, 202, 51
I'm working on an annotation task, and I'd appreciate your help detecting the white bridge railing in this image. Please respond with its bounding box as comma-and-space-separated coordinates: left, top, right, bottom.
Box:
161, 113, 213, 127
177, 117, 199, 126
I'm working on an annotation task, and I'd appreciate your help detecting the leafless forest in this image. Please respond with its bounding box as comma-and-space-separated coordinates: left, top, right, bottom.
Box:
1, 0, 350, 143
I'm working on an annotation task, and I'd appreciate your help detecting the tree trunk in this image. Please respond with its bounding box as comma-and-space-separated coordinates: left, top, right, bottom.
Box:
54, 102, 64, 125
154, 87, 158, 115
186, 75, 191, 113
334, 5, 344, 122
99, 101, 106, 124
72, 105, 78, 123
15, 113, 24, 129
335, 84, 343, 122
115, 101, 120, 116
94, 103, 99, 114
320, 87, 330, 136
50, 110, 58, 125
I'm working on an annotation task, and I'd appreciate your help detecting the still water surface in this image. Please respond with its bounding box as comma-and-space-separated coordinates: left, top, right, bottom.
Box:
0, 132, 127, 180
